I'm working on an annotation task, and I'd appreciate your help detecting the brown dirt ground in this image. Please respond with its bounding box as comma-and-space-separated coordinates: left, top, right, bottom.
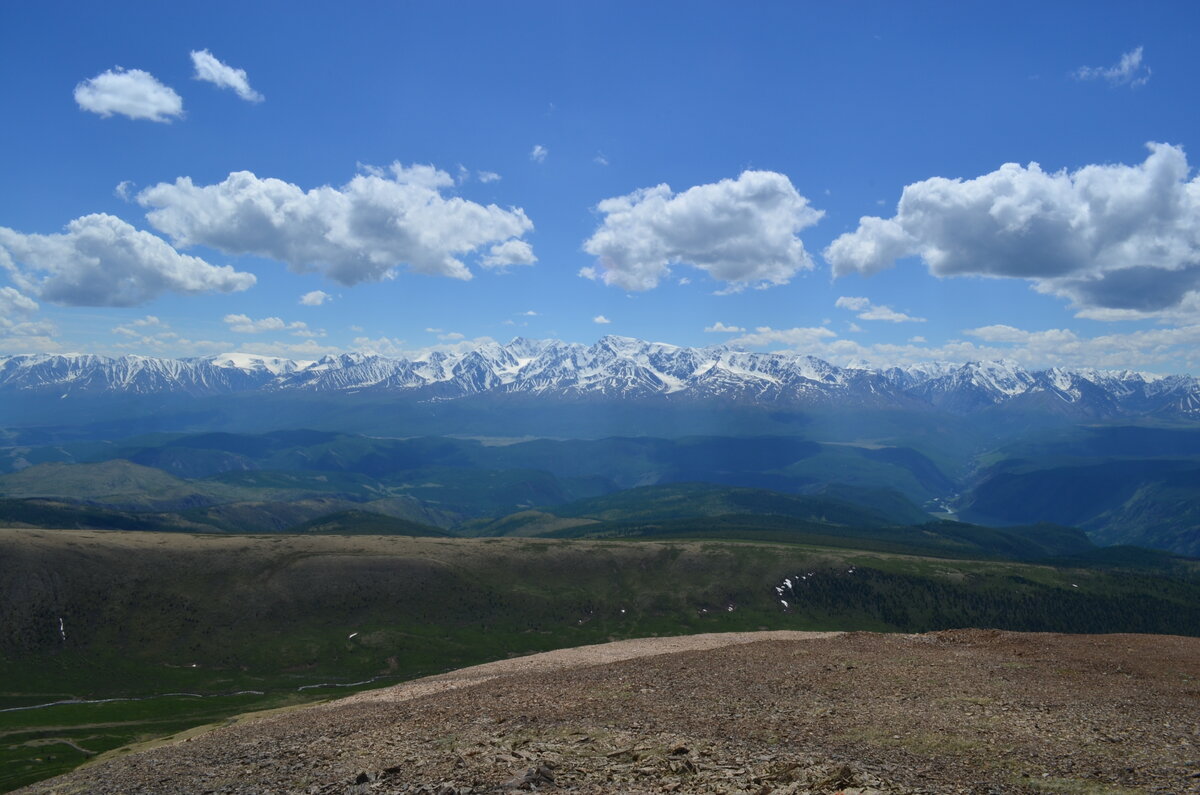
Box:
18, 630, 1200, 794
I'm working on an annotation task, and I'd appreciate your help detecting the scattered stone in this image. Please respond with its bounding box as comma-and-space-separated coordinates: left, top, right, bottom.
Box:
15, 631, 1200, 795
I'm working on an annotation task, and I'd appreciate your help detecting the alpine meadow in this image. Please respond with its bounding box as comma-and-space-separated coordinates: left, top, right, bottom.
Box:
1, 3, 1199, 793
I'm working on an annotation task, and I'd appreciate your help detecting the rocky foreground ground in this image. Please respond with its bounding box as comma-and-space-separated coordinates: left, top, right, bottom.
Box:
20, 630, 1200, 794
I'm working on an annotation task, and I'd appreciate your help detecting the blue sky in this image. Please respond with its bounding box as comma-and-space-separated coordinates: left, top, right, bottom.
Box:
3, 1, 1200, 373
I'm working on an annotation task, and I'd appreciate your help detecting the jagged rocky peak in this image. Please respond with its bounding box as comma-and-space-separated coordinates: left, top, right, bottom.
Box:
0, 337, 1197, 417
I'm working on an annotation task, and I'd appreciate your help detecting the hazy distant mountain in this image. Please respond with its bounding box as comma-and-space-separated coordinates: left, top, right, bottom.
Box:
2, 336, 1198, 419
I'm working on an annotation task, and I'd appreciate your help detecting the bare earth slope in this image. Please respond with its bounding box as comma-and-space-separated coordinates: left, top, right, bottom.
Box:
20, 630, 1200, 794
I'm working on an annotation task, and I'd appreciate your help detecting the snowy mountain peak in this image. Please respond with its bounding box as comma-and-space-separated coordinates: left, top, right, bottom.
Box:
203, 352, 312, 375
0, 337, 1197, 418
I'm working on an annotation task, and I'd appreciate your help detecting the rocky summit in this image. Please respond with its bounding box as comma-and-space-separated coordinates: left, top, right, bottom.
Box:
18, 629, 1200, 794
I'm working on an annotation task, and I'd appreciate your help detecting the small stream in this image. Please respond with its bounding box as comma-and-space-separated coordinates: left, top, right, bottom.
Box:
2, 673, 402, 714
0, 690, 266, 714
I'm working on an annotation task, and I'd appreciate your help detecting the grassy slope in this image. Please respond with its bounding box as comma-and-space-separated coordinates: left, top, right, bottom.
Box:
960, 459, 1200, 556
2, 528, 1198, 790
464, 482, 932, 534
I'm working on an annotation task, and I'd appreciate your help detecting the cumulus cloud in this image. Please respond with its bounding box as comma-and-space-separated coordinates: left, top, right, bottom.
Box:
299, 290, 331, 306
728, 326, 838, 349
958, 323, 1200, 371
593, 314, 612, 324
223, 313, 321, 336
190, 49, 264, 102
478, 171, 501, 183
530, 145, 548, 163
0, 286, 38, 319
1075, 46, 1151, 87
704, 321, 745, 333
114, 181, 135, 201
722, 318, 1200, 374
0, 214, 255, 307
581, 171, 823, 291
235, 339, 342, 359
825, 143, 1200, 318
74, 67, 183, 122
520, 310, 538, 316
353, 335, 498, 359
481, 239, 537, 268
834, 296, 925, 323
0, 287, 54, 344
351, 336, 407, 356
137, 163, 534, 286
110, 316, 187, 351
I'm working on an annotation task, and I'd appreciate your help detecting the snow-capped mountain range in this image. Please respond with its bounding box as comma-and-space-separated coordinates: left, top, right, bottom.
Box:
1, 336, 1198, 417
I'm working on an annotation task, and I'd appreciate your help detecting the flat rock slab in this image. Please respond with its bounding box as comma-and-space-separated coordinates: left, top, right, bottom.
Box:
19, 629, 1200, 794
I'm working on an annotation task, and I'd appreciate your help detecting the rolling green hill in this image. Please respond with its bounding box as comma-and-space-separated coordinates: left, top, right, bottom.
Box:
960, 459, 1200, 556
0, 460, 226, 509
2, 524, 1197, 791
287, 510, 450, 536
528, 481, 929, 526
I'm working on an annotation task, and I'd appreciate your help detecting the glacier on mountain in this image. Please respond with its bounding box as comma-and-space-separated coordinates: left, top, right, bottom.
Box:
0, 335, 1197, 417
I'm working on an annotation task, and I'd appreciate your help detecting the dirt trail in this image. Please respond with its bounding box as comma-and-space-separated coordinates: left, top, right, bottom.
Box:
18, 629, 1200, 794
339, 631, 843, 708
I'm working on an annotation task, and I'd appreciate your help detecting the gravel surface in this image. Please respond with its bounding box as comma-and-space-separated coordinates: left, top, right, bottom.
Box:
19, 629, 1200, 794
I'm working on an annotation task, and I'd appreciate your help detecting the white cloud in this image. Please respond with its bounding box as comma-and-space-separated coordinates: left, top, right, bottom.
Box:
581, 170, 823, 291
110, 316, 182, 349
299, 290, 331, 306
729, 326, 838, 349
594, 153, 609, 166
0, 333, 59, 354
0, 287, 54, 344
704, 321, 745, 333
1075, 46, 1151, 87
834, 296, 925, 323
190, 49, 264, 102
520, 310, 538, 316
137, 163, 534, 286
481, 239, 537, 268
724, 318, 1200, 374
825, 143, 1200, 318
530, 145, 548, 163
847, 322, 865, 333
352, 336, 407, 356
478, 171, 501, 183
114, 181, 135, 201
593, 314, 612, 324
223, 313, 321, 337
236, 339, 342, 358
438, 331, 465, 341
354, 335, 497, 359
111, 314, 166, 336
0, 214, 255, 307
0, 286, 38, 319
74, 67, 183, 122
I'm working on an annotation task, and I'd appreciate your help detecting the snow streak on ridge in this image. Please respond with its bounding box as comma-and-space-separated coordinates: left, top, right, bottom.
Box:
0, 336, 1196, 417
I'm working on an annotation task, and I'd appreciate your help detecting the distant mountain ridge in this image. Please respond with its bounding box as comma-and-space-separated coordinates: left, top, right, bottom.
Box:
2, 335, 1199, 418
